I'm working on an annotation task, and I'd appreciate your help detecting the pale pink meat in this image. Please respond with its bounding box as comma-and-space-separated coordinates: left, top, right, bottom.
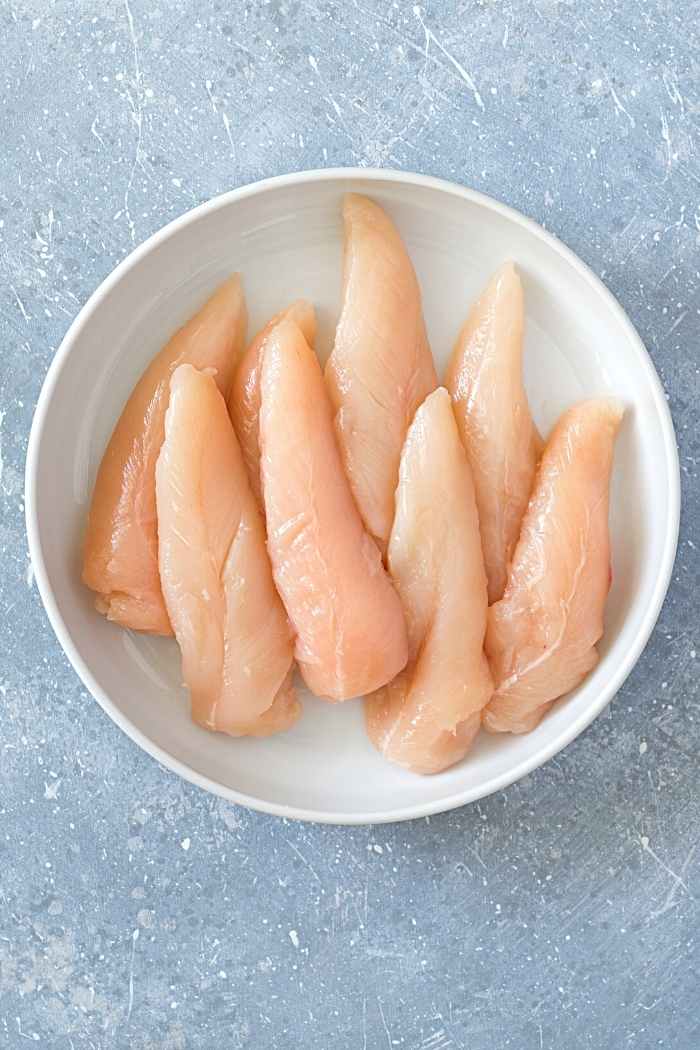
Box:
156, 364, 300, 737
366, 388, 493, 775
445, 263, 541, 605
228, 300, 318, 515
483, 395, 625, 734
260, 316, 409, 701
325, 193, 438, 560
83, 274, 248, 634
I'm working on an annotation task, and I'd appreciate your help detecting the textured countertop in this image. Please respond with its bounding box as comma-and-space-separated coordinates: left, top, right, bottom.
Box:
1, 1, 699, 1047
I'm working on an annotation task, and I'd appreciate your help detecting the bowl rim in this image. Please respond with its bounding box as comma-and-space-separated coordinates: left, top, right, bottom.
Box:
25, 167, 681, 825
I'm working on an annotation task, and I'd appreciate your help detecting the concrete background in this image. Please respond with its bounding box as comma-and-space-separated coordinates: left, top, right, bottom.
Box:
1, 0, 699, 1046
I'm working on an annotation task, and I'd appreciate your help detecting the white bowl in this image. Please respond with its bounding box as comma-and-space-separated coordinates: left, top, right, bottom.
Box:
25, 169, 680, 824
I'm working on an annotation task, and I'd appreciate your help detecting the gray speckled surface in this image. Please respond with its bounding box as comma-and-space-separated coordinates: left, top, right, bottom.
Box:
1, 1, 699, 1046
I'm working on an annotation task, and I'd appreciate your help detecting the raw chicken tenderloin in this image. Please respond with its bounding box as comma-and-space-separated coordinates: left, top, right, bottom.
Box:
483, 395, 625, 735
324, 193, 439, 559
365, 388, 493, 775
156, 364, 300, 737
82, 274, 248, 634
445, 263, 541, 605
228, 299, 318, 515
260, 316, 409, 701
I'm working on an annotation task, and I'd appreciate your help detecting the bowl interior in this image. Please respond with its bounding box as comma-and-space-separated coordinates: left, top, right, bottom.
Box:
28, 171, 678, 822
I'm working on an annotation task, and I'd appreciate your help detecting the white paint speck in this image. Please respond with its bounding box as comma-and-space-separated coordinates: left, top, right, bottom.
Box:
127, 929, 139, 1020
219, 970, 226, 978
222, 112, 235, 157
412, 6, 483, 110
172, 178, 181, 187
639, 741, 647, 755
43, 778, 61, 800
181, 837, 190, 851
289, 930, 299, 948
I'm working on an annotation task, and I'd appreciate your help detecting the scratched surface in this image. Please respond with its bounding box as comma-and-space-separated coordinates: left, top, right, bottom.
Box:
1, 0, 699, 1046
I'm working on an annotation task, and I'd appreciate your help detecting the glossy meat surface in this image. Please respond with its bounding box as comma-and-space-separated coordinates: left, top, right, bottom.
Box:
156, 364, 300, 737
324, 193, 438, 559
228, 299, 318, 515
366, 388, 493, 774
483, 395, 624, 734
445, 262, 541, 605
82, 274, 247, 634
260, 315, 409, 701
